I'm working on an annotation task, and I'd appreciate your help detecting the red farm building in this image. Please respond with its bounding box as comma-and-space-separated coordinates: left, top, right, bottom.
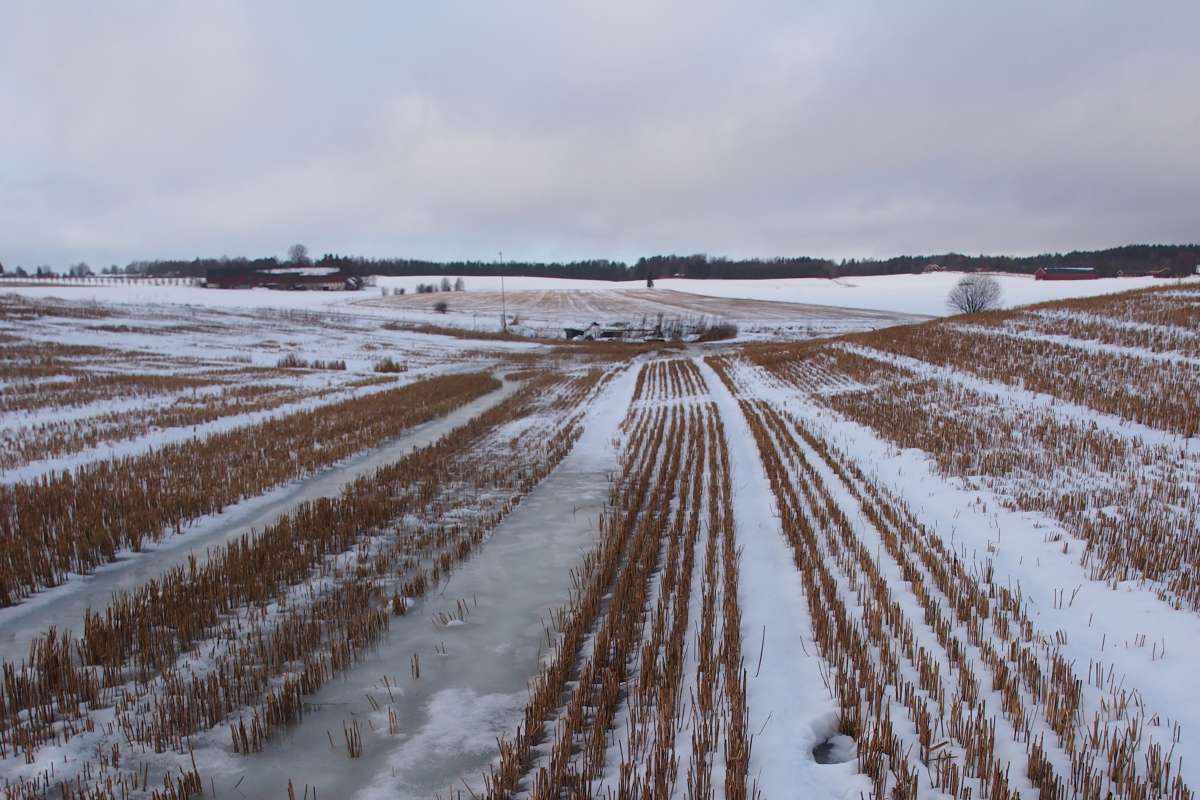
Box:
205, 268, 362, 291
1035, 267, 1098, 281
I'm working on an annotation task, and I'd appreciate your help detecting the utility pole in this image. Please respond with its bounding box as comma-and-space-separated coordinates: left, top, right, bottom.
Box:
498, 250, 507, 332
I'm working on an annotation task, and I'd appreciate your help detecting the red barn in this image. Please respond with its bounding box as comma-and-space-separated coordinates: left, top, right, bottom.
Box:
1035, 267, 1098, 281
205, 268, 362, 290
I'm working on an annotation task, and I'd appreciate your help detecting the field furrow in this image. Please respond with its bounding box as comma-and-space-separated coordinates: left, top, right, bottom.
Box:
2, 280, 1199, 799
711, 353, 1195, 800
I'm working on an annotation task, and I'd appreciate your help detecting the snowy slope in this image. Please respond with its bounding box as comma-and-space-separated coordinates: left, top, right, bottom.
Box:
6, 272, 1191, 320
655, 273, 1200, 317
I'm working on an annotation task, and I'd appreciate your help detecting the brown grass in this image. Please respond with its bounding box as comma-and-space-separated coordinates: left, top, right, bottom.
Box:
709, 352, 1193, 800
0, 372, 499, 604
485, 360, 750, 799
846, 317, 1200, 436
0, 364, 616, 797
382, 321, 551, 344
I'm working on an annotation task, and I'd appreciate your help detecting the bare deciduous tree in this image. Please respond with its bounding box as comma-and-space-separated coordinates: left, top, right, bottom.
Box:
287, 243, 309, 264
947, 274, 1002, 314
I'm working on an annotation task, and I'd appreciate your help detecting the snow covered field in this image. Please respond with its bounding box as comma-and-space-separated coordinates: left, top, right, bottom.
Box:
4, 271, 1188, 336
1, 280, 1198, 799
1, 276, 927, 340
654, 272, 1197, 316
364, 285, 924, 340
0, 294, 534, 484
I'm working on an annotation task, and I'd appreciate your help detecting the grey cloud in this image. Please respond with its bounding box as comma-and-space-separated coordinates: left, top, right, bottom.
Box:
1, 0, 1197, 268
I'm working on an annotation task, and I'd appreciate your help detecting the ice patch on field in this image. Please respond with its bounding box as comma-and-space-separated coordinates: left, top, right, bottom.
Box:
358, 688, 526, 799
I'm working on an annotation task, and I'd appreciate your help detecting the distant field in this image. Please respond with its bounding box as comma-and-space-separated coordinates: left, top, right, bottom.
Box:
652, 271, 1196, 315
362, 285, 926, 339
2, 271, 1190, 327
0, 294, 534, 482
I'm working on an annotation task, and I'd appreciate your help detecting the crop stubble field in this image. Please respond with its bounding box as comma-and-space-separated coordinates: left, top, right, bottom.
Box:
0, 281, 1198, 799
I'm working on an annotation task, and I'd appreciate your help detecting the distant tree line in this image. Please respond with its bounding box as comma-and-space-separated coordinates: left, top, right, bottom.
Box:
412, 277, 465, 293
8, 244, 1197, 280
844, 244, 1200, 279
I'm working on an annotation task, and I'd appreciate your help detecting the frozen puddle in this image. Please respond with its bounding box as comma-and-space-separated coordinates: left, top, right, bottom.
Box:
0, 378, 519, 665
199, 364, 638, 799
211, 470, 606, 799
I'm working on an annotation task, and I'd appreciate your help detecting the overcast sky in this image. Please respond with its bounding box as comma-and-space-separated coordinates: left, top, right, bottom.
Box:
2, 1, 1197, 268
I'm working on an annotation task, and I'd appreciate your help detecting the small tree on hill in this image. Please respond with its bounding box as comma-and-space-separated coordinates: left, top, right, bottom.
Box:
947, 274, 1002, 314
433, 300, 449, 314
454, 277, 465, 291
440, 276, 452, 292
287, 243, 310, 264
